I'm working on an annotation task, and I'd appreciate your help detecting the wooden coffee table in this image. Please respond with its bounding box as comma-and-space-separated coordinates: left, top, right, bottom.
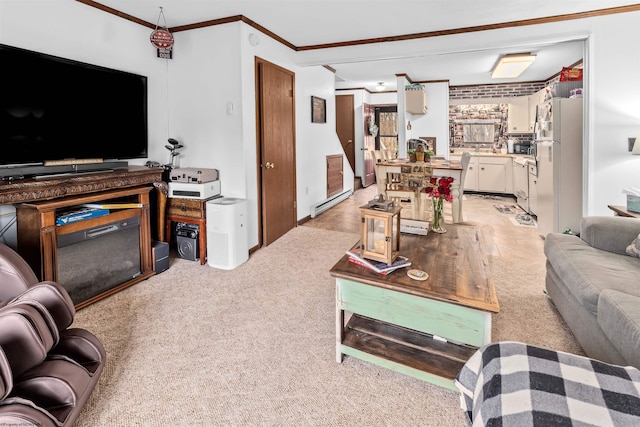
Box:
330, 224, 499, 390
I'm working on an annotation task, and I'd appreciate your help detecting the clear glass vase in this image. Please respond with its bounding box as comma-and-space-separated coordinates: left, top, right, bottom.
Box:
431, 197, 446, 233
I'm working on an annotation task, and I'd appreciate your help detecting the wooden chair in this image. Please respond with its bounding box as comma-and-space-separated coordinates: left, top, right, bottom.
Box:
453, 152, 471, 222
372, 150, 382, 163
386, 188, 419, 220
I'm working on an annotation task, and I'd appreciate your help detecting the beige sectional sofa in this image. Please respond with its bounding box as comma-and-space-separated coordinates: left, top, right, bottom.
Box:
544, 216, 640, 368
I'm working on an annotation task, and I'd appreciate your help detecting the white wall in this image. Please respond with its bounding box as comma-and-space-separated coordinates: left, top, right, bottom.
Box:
406, 82, 450, 158
166, 22, 350, 248
234, 24, 351, 247
585, 15, 640, 215
369, 92, 397, 105
294, 67, 354, 214
0, 3, 349, 250
3, 3, 640, 237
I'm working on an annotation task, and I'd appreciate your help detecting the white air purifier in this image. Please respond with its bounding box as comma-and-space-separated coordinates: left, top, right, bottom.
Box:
206, 198, 248, 270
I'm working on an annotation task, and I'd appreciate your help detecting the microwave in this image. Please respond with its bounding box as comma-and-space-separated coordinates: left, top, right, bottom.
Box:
513, 142, 531, 154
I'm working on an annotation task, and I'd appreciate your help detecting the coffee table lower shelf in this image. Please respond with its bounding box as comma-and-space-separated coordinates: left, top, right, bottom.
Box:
341, 315, 477, 390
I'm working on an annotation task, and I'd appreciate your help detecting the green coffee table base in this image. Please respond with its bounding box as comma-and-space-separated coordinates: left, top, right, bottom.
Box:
336, 278, 492, 390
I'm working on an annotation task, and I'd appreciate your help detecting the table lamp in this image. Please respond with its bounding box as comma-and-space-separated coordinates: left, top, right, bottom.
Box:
359, 197, 402, 266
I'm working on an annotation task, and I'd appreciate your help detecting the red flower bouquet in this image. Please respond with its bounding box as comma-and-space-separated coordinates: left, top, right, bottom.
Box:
424, 176, 454, 232
425, 176, 454, 202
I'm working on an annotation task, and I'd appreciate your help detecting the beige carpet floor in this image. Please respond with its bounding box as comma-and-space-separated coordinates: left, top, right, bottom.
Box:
73, 193, 582, 426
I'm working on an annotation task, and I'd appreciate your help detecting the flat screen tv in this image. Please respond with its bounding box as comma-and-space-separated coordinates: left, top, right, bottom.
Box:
0, 44, 148, 173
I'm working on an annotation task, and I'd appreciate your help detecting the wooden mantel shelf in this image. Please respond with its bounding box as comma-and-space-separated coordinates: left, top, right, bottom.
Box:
0, 166, 168, 241
0, 166, 165, 205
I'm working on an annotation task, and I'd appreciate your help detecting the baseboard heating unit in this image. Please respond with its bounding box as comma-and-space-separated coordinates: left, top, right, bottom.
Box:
310, 189, 353, 218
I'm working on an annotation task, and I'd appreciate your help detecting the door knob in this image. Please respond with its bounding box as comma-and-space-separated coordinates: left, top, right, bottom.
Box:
265, 162, 275, 169
347, 140, 353, 144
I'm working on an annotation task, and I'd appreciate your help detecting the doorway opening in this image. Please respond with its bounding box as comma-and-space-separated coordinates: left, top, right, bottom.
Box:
375, 106, 398, 159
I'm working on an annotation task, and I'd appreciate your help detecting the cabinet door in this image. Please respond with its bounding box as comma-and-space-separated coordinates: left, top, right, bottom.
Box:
464, 157, 478, 191
528, 88, 549, 133
512, 163, 528, 197
528, 95, 538, 133
326, 154, 344, 198
406, 89, 427, 114
478, 163, 506, 192
507, 97, 529, 133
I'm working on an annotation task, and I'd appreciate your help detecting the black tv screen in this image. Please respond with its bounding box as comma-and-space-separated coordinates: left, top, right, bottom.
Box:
0, 44, 148, 167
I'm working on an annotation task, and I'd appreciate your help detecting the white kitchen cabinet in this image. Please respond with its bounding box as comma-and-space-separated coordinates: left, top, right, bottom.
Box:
507, 97, 530, 133
528, 88, 548, 132
479, 163, 506, 192
461, 155, 512, 193
478, 157, 512, 193
406, 87, 427, 114
528, 95, 538, 133
464, 156, 479, 191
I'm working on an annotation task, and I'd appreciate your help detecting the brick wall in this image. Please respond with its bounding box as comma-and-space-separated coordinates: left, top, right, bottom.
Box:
449, 82, 546, 100
448, 82, 546, 148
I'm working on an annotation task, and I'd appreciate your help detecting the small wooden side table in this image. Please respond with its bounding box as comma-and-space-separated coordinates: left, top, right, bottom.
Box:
607, 205, 640, 219
165, 196, 219, 265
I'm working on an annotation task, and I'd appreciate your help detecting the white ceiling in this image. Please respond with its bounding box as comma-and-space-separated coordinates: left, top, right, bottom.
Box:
95, 0, 639, 91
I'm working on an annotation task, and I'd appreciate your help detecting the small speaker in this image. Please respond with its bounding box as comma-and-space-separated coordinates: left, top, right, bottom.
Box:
176, 224, 199, 261
151, 241, 169, 273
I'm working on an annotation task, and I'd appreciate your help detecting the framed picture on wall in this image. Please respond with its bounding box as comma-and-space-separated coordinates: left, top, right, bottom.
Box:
311, 96, 326, 123
419, 136, 437, 154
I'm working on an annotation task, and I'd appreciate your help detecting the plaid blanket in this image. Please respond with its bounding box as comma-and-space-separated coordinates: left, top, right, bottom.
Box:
454, 342, 640, 426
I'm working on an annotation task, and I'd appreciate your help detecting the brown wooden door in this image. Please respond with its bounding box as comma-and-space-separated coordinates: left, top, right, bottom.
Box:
256, 58, 297, 246
336, 95, 355, 172
326, 154, 343, 198
363, 103, 376, 187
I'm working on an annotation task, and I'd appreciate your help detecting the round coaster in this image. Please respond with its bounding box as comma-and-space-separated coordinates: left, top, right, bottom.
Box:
407, 269, 428, 281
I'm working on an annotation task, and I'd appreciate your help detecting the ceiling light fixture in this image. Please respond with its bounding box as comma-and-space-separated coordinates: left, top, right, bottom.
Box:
491, 53, 536, 79
376, 82, 385, 91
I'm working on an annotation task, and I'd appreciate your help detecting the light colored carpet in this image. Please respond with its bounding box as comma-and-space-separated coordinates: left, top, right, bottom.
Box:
73, 205, 582, 426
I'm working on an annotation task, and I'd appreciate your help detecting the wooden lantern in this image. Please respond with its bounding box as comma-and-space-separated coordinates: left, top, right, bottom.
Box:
359, 202, 402, 266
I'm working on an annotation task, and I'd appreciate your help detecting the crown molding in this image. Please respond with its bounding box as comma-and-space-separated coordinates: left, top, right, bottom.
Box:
76, 1, 640, 53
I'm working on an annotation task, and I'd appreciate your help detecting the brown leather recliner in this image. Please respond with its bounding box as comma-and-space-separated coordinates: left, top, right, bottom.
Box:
0, 243, 105, 426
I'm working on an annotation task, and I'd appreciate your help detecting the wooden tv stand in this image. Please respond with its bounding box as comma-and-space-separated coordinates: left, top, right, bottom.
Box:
0, 166, 165, 309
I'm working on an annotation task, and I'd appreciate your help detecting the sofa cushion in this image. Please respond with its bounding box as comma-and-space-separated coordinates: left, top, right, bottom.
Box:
0, 244, 38, 301
0, 304, 55, 378
627, 233, 640, 258
580, 216, 640, 256
597, 290, 640, 369
544, 233, 640, 315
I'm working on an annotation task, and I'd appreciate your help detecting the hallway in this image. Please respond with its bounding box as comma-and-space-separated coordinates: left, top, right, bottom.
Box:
303, 185, 545, 261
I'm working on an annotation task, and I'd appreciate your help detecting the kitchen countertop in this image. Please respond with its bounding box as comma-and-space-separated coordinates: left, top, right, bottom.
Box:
449, 151, 535, 163
377, 159, 462, 170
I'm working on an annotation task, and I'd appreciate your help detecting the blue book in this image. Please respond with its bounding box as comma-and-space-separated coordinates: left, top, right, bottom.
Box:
56, 207, 109, 226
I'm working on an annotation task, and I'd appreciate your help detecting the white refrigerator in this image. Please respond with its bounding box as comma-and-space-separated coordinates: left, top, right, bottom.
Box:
534, 97, 583, 237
